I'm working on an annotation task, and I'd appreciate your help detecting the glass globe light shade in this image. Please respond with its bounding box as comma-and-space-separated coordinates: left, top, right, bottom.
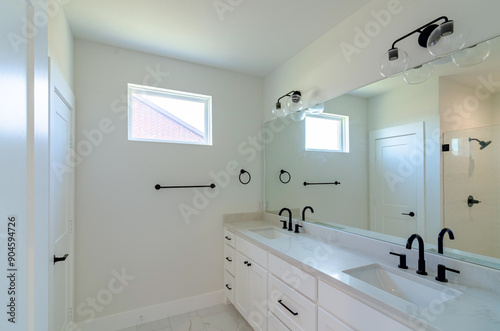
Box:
307, 103, 324, 114
290, 109, 306, 121
380, 48, 409, 77
271, 102, 287, 118
452, 41, 491, 67
403, 63, 433, 85
427, 21, 465, 57
285, 95, 304, 112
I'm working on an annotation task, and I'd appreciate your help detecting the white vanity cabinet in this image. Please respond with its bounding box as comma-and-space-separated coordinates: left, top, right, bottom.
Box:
318, 308, 354, 331
223, 226, 416, 331
233, 237, 268, 331
268, 311, 291, 331
223, 229, 236, 305
318, 280, 411, 331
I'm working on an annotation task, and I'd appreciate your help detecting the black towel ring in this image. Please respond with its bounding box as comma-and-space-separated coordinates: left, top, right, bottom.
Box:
239, 169, 251, 185
279, 169, 291, 184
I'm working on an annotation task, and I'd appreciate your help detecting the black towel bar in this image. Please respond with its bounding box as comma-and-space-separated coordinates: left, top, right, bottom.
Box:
155, 184, 216, 190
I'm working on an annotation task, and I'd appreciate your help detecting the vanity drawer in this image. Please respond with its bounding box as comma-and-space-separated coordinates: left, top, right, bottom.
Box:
268, 311, 291, 331
236, 235, 267, 268
224, 228, 235, 247
224, 270, 235, 304
318, 280, 410, 331
224, 244, 235, 275
268, 274, 316, 331
318, 308, 354, 331
268, 254, 317, 301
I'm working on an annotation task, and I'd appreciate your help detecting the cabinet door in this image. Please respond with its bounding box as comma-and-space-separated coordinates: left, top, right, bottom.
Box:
318, 308, 354, 331
248, 261, 268, 331
268, 312, 291, 331
234, 252, 250, 317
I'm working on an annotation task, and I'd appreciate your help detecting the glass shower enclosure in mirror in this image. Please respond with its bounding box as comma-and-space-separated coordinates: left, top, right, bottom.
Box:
264, 35, 500, 269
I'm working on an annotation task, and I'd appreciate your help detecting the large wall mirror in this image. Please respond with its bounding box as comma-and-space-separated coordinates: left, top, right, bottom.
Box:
265, 34, 500, 270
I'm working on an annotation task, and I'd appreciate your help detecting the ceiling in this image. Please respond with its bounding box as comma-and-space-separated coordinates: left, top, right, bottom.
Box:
63, 0, 371, 77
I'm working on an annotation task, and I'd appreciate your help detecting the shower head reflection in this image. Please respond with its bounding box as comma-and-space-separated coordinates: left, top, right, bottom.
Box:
469, 137, 492, 150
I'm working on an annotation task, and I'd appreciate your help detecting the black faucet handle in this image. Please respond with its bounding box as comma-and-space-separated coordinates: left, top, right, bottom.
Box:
280, 220, 287, 229
435, 264, 460, 282
389, 252, 408, 269
294, 224, 303, 234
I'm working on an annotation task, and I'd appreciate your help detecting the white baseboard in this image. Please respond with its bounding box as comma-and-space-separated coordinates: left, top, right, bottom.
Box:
77, 290, 224, 331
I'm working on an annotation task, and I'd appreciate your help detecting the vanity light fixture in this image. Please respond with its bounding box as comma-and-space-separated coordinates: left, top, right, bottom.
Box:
452, 41, 491, 67
403, 63, 433, 85
272, 90, 324, 121
380, 16, 465, 78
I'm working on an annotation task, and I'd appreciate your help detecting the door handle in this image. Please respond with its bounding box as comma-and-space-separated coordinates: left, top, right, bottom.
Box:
402, 212, 415, 217
225, 284, 232, 290
53, 254, 69, 265
225, 257, 232, 262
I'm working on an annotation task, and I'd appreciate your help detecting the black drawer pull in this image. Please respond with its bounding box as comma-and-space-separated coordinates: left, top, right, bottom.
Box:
278, 299, 298, 316
225, 284, 232, 290
225, 236, 232, 240
225, 257, 232, 262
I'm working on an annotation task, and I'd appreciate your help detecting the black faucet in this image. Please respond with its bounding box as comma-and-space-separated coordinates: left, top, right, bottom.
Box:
438, 228, 455, 254
279, 208, 293, 231
406, 234, 427, 275
302, 206, 314, 221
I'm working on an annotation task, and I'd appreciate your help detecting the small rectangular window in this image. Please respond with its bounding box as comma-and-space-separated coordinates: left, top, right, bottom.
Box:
128, 84, 212, 145
305, 113, 349, 152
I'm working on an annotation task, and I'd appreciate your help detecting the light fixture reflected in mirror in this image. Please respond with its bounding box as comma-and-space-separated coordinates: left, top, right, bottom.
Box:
380, 16, 464, 83
307, 102, 325, 114
290, 109, 306, 121
285, 93, 303, 112
272, 90, 323, 121
452, 41, 491, 67
271, 102, 287, 118
403, 62, 433, 85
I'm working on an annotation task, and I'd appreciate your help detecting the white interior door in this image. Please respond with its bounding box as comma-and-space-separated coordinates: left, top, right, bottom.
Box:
370, 123, 425, 239
48, 61, 75, 331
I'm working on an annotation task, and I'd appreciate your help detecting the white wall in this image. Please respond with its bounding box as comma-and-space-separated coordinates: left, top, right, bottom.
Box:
48, 0, 73, 88
263, 0, 500, 122
74, 40, 263, 321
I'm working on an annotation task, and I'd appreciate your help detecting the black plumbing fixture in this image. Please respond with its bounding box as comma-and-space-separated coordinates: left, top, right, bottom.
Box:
302, 206, 314, 221
406, 234, 427, 275
389, 252, 408, 269
435, 264, 460, 283
279, 208, 293, 231
438, 228, 455, 254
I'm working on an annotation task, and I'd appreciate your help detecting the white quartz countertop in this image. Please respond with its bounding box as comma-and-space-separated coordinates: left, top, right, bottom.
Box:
224, 220, 500, 331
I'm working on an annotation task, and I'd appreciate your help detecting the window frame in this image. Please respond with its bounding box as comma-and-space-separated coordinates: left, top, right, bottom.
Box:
127, 83, 212, 146
305, 113, 349, 153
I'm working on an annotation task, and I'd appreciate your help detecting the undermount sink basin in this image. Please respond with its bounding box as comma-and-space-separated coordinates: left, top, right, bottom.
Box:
343, 264, 462, 307
250, 227, 291, 240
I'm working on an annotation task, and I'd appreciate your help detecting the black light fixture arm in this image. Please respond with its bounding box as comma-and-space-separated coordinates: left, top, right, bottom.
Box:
390, 16, 449, 50
276, 90, 301, 104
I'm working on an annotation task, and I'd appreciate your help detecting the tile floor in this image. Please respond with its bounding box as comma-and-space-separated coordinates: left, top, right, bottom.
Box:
117, 303, 253, 331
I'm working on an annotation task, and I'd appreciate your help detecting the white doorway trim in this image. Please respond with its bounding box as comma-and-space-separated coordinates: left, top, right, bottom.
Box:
369, 122, 426, 236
